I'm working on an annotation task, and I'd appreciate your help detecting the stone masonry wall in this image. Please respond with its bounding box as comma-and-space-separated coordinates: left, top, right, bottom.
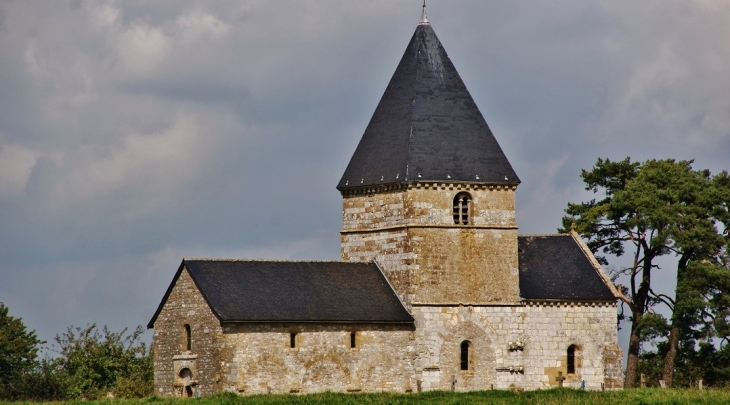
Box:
152, 282, 622, 395
341, 184, 516, 232
214, 323, 416, 394
341, 228, 415, 305
412, 302, 622, 391
151, 268, 223, 397
341, 183, 519, 306
203, 301, 621, 394
409, 227, 519, 304
341, 189, 408, 231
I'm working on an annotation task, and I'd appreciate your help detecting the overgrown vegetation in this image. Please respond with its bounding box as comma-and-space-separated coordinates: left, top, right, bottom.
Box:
0, 304, 152, 401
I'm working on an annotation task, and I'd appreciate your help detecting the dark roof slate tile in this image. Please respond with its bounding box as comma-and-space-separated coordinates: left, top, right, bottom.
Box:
148, 260, 413, 327
338, 23, 519, 190
518, 234, 616, 301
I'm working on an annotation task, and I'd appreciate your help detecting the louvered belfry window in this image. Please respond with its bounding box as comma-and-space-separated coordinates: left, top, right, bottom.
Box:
453, 192, 472, 225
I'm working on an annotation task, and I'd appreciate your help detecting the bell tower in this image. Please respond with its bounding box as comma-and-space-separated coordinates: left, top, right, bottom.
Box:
338, 15, 520, 307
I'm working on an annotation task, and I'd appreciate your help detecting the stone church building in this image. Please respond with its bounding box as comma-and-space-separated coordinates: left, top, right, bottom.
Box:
148, 10, 623, 397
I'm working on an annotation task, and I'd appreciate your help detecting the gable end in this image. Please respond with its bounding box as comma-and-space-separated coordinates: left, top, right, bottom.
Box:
147, 259, 222, 329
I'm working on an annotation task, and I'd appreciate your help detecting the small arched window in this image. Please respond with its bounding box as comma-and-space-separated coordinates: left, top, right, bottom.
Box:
460, 340, 471, 371
453, 192, 472, 225
567, 344, 577, 374
183, 324, 191, 351
350, 332, 357, 348
290, 332, 298, 348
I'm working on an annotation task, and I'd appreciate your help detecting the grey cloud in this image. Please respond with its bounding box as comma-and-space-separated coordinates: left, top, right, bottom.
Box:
0, 2, 728, 356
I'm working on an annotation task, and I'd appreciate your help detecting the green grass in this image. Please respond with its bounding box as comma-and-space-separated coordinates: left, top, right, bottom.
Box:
5, 389, 730, 405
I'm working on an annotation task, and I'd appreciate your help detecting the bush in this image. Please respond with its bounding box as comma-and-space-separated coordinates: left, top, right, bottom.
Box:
52, 324, 153, 400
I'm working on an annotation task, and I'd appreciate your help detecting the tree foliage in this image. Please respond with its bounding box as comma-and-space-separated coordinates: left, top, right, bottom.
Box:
562, 158, 730, 388
0, 310, 152, 400
53, 323, 153, 399
0, 303, 42, 399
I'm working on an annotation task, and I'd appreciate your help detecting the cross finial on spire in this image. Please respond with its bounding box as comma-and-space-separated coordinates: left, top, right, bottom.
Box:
420, 0, 430, 25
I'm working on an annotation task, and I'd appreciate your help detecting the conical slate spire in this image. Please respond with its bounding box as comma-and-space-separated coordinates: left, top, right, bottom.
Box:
337, 23, 520, 190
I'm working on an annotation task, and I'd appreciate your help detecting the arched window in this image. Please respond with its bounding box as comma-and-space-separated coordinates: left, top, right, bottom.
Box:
183, 324, 191, 351
290, 332, 298, 348
453, 192, 472, 225
567, 344, 577, 374
350, 332, 357, 348
460, 340, 472, 371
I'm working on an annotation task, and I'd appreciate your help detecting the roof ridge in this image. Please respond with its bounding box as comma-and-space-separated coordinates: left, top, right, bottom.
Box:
183, 258, 373, 263
518, 233, 571, 237
568, 231, 621, 299
404, 25, 421, 183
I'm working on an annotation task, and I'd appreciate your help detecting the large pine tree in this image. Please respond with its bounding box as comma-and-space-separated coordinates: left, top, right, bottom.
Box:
562, 158, 730, 388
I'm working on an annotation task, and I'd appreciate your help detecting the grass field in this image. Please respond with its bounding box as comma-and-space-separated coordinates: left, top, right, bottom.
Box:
5, 389, 730, 405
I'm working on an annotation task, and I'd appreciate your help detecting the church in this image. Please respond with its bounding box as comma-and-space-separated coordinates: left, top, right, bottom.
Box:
148, 8, 623, 397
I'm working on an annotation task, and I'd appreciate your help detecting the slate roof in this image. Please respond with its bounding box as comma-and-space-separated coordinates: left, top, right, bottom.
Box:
518, 234, 617, 301
148, 260, 413, 328
338, 22, 519, 190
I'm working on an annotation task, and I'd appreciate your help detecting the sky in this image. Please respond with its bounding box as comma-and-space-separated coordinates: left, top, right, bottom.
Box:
1, 0, 729, 358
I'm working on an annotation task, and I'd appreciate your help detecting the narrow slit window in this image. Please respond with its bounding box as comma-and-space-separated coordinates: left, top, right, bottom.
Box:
567, 344, 577, 374
184, 324, 191, 351
453, 192, 472, 225
350, 332, 356, 348
290, 332, 297, 348
460, 340, 471, 371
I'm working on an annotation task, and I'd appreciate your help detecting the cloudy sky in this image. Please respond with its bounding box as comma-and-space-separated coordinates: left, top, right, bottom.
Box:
1, 0, 729, 356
